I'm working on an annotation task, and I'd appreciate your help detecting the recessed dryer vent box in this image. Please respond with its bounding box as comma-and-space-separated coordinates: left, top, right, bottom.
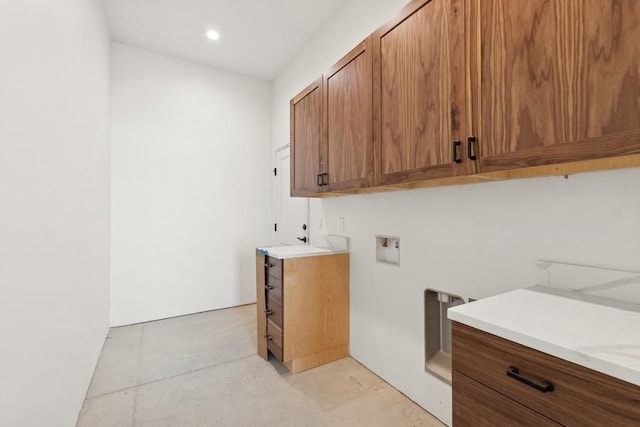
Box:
424, 289, 466, 384
375, 235, 399, 266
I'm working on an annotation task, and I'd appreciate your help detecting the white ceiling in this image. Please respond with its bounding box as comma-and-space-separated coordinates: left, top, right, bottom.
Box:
104, 0, 348, 81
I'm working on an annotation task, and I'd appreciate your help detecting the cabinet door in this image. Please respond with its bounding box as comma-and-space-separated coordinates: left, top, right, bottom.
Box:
373, 0, 471, 186
473, 0, 640, 172
290, 79, 323, 196
323, 38, 372, 192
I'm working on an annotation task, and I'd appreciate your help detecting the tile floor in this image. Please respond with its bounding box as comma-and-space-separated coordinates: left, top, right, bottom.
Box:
77, 304, 444, 427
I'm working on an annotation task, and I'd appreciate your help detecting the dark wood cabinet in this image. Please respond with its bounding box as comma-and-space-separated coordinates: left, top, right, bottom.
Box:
256, 250, 349, 373
452, 322, 640, 426
290, 40, 373, 195
288, 0, 640, 197
323, 38, 373, 192
290, 78, 323, 196
453, 370, 561, 427
373, 0, 474, 185
471, 0, 640, 173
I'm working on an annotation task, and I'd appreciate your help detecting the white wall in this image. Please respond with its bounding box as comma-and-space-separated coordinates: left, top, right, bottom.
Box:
0, 1, 111, 426
272, 0, 640, 425
111, 44, 272, 326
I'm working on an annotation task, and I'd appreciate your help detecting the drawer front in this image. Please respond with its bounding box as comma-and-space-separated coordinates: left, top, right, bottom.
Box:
453, 370, 561, 427
265, 256, 282, 280
266, 319, 283, 361
265, 275, 282, 302
452, 322, 640, 426
265, 297, 283, 328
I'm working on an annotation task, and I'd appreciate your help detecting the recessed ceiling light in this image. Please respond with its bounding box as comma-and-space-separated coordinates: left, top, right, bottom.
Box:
206, 30, 220, 41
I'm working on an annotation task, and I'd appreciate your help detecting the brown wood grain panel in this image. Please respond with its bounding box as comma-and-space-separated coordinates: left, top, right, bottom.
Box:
284, 344, 349, 374
283, 254, 349, 363
452, 322, 640, 426
265, 256, 282, 280
291, 153, 640, 197
475, 0, 640, 171
265, 281, 282, 304
266, 319, 283, 361
453, 370, 561, 427
373, 0, 469, 185
291, 79, 323, 196
324, 37, 373, 191
255, 250, 267, 360
480, 130, 640, 171
265, 296, 283, 328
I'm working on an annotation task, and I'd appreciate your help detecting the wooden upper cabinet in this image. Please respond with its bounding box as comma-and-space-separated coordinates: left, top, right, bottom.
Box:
290, 79, 323, 196
323, 38, 373, 192
473, 0, 640, 172
373, 0, 472, 186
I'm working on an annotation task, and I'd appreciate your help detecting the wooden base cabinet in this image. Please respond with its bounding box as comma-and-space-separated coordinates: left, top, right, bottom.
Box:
255, 250, 349, 374
452, 322, 640, 426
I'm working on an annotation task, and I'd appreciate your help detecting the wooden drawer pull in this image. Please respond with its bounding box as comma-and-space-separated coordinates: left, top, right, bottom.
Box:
507, 366, 555, 393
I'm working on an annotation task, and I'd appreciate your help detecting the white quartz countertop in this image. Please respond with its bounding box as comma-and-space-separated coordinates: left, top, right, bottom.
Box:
448, 287, 640, 387
258, 245, 348, 259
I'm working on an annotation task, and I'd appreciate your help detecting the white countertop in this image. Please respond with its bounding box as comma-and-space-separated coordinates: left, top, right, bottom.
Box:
258, 245, 348, 259
448, 287, 640, 387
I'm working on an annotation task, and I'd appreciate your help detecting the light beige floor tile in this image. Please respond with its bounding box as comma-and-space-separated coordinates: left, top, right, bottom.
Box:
285, 357, 386, 412
133, 355, 321, 427
138, 305, 257, 384
78, 304, 445, 427
76, 388, 136, 427
86, 324, 143, 398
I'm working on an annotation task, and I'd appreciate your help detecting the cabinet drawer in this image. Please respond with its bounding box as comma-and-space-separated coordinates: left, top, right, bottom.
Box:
265, 275, 282, 302
452, 322, 640, 426
266, 319, 283, 361
265, 256, 282, 280
453, 370, 560, 427
265, 297, 283, 328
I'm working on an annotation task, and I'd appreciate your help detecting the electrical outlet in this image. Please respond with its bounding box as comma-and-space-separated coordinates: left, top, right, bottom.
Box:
338, 216, 345, 232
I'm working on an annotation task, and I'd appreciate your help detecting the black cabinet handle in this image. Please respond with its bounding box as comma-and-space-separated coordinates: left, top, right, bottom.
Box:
317, 173, 322, 186
322, 173, 328, 186
265, 285, 274, 290
264, 334, 273, 341
467, 136, 477, 160
452, 140, 462, 163
507, 366, 555, 393
264, 309, 273, 316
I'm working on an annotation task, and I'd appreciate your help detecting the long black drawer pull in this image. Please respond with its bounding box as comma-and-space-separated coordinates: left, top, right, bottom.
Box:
507, 366, 555, 393
317, 173, 322, 186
